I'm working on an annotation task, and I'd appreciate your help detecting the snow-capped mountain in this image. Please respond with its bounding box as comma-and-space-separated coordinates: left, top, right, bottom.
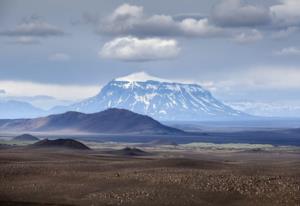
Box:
53, 72, 247, 121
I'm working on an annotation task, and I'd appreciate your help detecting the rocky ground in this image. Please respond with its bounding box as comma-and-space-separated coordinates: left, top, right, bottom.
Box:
0, 148, 299, 206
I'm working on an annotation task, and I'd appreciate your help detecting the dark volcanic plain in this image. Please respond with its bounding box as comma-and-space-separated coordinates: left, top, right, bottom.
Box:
0, 147, 299, 206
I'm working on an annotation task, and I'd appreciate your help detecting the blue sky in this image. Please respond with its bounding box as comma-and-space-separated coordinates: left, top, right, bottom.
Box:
1, 0, 300, 116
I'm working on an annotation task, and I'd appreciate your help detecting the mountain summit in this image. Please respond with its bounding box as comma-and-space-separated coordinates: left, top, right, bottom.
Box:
53, 72, 246, 121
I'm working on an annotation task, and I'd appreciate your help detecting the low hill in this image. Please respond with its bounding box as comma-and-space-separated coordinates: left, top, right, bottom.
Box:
108, 147, 149, 156
13, 134, 39, 141
147, 139, 178, 146
0, 108, 184, 135
31, 139, 90, 150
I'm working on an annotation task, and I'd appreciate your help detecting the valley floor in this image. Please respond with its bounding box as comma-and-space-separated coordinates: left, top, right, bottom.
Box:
0, 147, 300, 206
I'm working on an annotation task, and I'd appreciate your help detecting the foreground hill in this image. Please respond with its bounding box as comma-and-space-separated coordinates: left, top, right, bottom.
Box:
31, 139, 90, 150
51, 72, 247, 121
0, 108, 183, 135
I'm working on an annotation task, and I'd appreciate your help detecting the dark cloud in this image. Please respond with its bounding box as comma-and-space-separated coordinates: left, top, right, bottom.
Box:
97, 4, 226, 38
96, 1, 300, 41
211, 0, 271, 27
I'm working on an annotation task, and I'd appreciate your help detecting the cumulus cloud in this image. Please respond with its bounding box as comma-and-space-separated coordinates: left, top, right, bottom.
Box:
110, 3, 143, 20
179, 18, 224, 37
49, 53, 71, 61
233, 29, 263, 43
98, 4, 225, 38
270, 0, 300, 27
0, 16, 65, 37
210, 0, 300, 30
99, 36, 180, 61
273, 47, 300, 56
211, 0, 271, 27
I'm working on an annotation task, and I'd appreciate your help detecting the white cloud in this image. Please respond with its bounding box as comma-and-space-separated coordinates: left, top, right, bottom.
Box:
49, 53, 71, 61
0, 81, 99, 101
273, 47, 300, 56
270, 0, 300, 27
99, 36, 180, 61
9, 36, 40, 45
179, 18, 224, 37
110, 3, 143, 20
233, 29, 263, 43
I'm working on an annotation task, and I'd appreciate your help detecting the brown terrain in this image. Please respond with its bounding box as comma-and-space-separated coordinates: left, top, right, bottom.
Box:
0, 146, 299, 206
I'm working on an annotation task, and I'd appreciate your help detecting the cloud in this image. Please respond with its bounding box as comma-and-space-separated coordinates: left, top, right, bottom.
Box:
98, 4, 225, 38
49, 53, 71, 61
0, 16, 65, 37
273, 47, 300, 56
110, 3, 143, 20
271, 26, 298, 38
270, 0, 300, 27
233, 29, 263, 43
9, 36, 40, 45
211, 0, 271, 27
179, 18, 224, 37
0, 89, 6, 95
212, 67, 300, 91
227, 101, 300, 117
0, 80, 99, 101
99, 36, 180, 61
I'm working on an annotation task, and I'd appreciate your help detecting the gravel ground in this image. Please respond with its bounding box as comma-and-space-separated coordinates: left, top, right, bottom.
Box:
0, 148, 299, 206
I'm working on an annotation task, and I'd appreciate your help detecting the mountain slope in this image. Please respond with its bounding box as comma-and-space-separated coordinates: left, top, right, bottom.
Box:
0, 108, 183, 134
55, 72, 246, 121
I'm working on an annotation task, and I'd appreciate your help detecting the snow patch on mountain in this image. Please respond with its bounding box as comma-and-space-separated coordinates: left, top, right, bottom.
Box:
115, 72, 171, 83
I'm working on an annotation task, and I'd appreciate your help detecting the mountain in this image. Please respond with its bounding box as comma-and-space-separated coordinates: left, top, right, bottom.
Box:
52, 72, 246, 121
31, 139, 90, 150
0, 100, 45, 119
0, 108, 183, 134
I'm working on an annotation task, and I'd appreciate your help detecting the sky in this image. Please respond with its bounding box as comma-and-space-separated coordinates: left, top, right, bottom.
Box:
1, 0, 300, 116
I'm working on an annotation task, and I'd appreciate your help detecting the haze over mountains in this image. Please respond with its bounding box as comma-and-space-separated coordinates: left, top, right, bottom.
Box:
0, 72, 247, 121
0, 100, 45, 119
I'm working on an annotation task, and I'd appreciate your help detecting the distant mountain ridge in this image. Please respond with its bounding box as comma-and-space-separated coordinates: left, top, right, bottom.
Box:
0, 100, 45, 119
52, 72, 247, 121
0, 108, 183, 135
